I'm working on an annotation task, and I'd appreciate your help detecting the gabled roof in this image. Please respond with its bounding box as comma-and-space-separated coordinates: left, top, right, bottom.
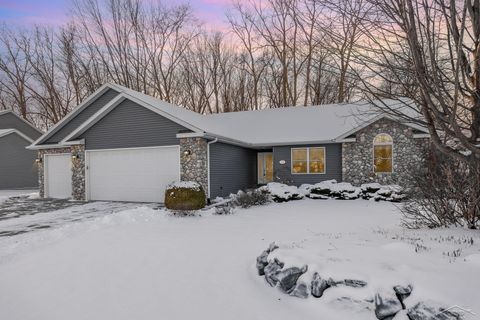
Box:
0, 110, 43, 139
0, 129, 34, 143
29, 83, 428, 149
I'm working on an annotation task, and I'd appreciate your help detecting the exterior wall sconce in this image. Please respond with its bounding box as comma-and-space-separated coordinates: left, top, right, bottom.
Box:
183, 150, 192, 156
71, 153, 81, 160
35, 158, 42, 164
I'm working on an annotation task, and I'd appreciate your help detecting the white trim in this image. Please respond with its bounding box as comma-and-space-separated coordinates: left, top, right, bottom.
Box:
176, 132, 206, 138
62, 139, 85, 146
0, 129, 34, 143
29, 83, 116, 148
334, 115, 429, 142
373, 133, 394, 174
290, 147, 326, 175
84, 145, 181, 201
337, 138, 356, 143
26, 144, 69, 150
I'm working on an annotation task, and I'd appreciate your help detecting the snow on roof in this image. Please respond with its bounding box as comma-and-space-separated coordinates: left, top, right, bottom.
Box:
109, 83, 424, 147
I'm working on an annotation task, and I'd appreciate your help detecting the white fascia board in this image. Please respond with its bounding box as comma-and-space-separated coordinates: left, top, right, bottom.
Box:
61, 95, 127, 143
62, 139, 85, 146
26, 143, 68, 150
176, 132, 206, 138
0, 129, 34, 143
29, 83, 116, 148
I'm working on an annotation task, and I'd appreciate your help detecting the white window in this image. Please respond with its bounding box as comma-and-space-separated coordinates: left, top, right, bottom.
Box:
373, 133, 393, 173
291, 147, 326, 174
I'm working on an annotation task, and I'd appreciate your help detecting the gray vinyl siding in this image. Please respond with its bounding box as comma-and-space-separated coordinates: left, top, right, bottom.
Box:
42, 88, 119, 144
209, 142, 257, 198
273, 144, 342, 185
0, 133, 38, 189
0, 113, 42, 139
78, 99, 190, 150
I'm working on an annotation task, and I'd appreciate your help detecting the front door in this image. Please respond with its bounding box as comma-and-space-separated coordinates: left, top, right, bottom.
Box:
258, 152, 274, 184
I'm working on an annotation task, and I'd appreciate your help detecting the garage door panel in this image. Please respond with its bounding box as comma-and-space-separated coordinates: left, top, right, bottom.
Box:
45, 154, 72, 199
87, 147, 180, 202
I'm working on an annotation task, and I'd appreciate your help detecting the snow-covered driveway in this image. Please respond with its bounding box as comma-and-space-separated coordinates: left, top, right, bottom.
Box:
0, 199, 479, 320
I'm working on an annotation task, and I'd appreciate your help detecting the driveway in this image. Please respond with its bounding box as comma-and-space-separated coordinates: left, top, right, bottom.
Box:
0, 194, 156, 237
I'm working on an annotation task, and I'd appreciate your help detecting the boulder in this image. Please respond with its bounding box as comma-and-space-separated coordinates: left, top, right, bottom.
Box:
407, 302, 461, 320
264, 258, 284, 287
276, 265, 308, 293
290, 282, 309, 299
256, 243, 279, 276
393, 285, 412, 309
374, 292, 403, 320
311, 272, 331, 298
344, 279, 368, 288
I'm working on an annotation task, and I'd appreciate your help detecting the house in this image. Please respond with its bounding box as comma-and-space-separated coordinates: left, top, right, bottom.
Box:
0, 110, 43, 189
28, 83, 430, 202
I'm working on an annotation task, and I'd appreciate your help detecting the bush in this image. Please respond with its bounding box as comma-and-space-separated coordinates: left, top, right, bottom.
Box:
401, 150, 480, 229
165, 181, 206, 211
214, 203, 236, 215
261, 182, 304, 202
233, 189, 270, 208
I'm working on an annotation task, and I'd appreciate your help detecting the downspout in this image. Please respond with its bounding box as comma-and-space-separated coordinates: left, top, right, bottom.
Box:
207, 138, 218, 200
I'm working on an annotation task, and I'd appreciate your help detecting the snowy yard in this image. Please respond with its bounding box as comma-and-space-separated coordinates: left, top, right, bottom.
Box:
0, 198, 479, 320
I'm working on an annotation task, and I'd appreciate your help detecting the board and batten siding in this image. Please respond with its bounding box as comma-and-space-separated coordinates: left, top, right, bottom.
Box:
209, 142, 257, 198
0, 112, 42, 140
0, 133, 38, 189
43, 88, 120, 144
273, 144, 342, 185
77, 99, 191, 150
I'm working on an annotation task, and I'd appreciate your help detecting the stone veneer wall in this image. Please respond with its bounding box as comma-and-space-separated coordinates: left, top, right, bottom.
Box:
38, 145, 86, 200
342, 118, 430, 186
180, 137, 209, 196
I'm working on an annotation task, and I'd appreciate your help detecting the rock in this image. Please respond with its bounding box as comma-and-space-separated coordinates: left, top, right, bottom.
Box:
290, 282, 309, 299
374, 292, 403, 320
393, 285, 412, 308
344, 279, 368, 288
407, 302, 461, 320
311, 272, 331, 298
264, 258, 284, 287
256, 243, 279, 276
276, 265, 308, 293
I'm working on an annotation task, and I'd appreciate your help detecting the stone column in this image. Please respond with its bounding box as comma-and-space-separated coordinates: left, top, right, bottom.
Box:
70, 144, 86, 200
179, 137, 208, 195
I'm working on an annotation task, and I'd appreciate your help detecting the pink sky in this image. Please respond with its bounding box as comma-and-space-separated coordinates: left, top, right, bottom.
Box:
0, 0, 233, 28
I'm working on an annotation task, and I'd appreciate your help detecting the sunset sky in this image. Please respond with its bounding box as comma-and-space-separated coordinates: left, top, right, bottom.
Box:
0, 0, 231, 28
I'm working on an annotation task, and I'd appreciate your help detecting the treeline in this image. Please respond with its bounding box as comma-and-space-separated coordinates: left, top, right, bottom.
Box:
0, 0, 370, 129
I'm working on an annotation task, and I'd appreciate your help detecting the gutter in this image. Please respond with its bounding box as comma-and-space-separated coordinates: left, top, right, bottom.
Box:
207, 137, 218, 200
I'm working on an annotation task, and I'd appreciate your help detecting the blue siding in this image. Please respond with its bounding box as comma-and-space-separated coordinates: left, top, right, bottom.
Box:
78, 99, 190, 150
209, 142, 257, 198
0, 133, 38, 189
42, 88, 119, 144
273, 144, 342, 185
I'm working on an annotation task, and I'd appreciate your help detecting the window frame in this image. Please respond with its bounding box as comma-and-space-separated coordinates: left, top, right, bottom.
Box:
373, 133, 394, 174
291, 147, 326, 175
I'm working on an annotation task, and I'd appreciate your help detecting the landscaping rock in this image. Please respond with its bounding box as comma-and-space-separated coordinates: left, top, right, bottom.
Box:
393, 285, 412, 308
374, 292, 403, 320
344, 279, 368, 288
264, 258, 284, 286
276, 265, 308, 293
290, 282, 309, 299
407, 302, 461, 320
311, 272, 330, 298
256, 242, 279, 276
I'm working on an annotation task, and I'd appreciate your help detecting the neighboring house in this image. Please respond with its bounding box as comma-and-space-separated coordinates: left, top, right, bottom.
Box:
0, 110, 43, 189
28, 83, 430, 202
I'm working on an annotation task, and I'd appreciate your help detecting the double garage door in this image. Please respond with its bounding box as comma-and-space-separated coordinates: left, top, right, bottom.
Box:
44, 146, 180, 202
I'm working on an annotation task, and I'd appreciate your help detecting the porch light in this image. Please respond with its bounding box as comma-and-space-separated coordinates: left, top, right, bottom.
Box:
71, 153, 80, 160
35, 158, 42, 164
183, 150, 192, 156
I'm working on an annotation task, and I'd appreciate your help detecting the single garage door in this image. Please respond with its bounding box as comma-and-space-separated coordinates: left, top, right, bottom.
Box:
44, 154, 72, 199
86, 146, 180, 202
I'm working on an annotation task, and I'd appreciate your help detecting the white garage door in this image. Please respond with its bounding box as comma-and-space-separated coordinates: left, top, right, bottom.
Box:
86, 146, 180, 202
45, 154, 72, 199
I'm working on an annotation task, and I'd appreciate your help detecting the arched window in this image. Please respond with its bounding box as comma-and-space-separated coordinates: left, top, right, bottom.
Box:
373, 133, 393, 173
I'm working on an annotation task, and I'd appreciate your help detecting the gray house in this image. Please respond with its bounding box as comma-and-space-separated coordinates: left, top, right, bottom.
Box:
0, 110, 42, 189
28, 83, 429, 202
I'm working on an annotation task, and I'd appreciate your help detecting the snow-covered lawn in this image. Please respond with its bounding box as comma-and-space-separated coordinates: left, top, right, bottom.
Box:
0, 189, 37, 204
0, 199, 479, 320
